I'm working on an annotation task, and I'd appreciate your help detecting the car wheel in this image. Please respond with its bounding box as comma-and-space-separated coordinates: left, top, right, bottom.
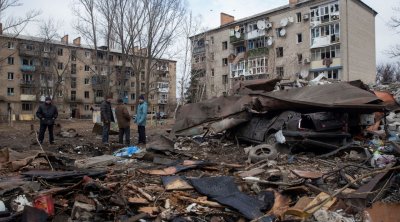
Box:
248, 144, 278, 163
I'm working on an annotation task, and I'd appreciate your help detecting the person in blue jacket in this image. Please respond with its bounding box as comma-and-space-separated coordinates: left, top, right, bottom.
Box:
135, 95, 148, 144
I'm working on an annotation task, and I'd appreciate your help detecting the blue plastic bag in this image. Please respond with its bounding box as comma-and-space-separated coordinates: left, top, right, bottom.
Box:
113, 146, 140, 158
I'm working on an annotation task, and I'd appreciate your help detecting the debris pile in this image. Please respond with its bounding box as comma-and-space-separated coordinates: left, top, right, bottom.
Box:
0, 79, 400, 221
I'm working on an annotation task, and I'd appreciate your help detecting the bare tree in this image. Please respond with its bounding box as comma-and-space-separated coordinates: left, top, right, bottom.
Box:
0, 0, 41, 35
388, 4, 400, 58
142, 0, 186, 100
176, 12, 202, 106
376, 62, 400, 84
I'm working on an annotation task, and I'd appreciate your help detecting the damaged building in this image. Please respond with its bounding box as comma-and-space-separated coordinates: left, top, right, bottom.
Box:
190, 0, 377, 100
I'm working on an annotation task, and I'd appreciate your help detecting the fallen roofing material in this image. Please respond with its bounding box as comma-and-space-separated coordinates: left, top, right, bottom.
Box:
188, 176, 276, 221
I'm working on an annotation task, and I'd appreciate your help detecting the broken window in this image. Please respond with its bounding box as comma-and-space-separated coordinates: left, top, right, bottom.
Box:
296, 12, 302, 23
222, 75, 228, 84
276, 47, 283, 58
297, 33, 303, 43
222, 58, 228, 66
276, 66, 284, 77
297, 54, 303, 64
222, 41, 228, 50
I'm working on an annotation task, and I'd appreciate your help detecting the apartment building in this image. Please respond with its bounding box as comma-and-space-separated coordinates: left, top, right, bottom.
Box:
190, 0, 377, 100
0, 33, 176, 121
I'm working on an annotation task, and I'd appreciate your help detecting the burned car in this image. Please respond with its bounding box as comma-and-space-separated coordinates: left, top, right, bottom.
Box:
229, 111, 355, 153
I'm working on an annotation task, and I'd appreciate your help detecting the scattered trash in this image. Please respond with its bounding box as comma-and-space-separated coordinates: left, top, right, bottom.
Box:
113, 146, 141, 158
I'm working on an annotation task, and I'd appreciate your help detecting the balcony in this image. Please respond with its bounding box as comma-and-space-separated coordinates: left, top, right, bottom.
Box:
20, 79, 35, 86
158, 88, 169, 93
19, 48, 37, 57
311, 34, 340, 49
193, 47, 205, 55
21, 65, 36, 72
247, 47, 268, 58
311, 58, 341, 70
158, 99, 167, 104
20, 94, 36, 101
95, 97, 104, 103
157, 66, 169, 72
230, 34, 245, 44
65, 98, 83, 104
247, 30, 266, 40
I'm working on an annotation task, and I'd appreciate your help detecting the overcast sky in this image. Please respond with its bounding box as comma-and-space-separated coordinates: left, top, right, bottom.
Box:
7, 0, 400, 64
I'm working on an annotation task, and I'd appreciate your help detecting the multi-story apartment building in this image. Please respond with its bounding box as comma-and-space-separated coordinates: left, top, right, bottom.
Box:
0, 32, 176, 121
190, 0, 377, 100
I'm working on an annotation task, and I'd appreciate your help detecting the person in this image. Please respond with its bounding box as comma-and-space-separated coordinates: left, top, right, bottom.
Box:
36, 97, 58, 144
115, 98, 131, 145
134, 95, 148, 144
100, 95, 114, 144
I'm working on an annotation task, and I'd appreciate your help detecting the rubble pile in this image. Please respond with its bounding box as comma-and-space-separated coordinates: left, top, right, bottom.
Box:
0, 79, 400, 222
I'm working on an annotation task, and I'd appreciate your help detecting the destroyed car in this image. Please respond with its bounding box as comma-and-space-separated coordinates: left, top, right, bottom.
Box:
230, 111, 355, 153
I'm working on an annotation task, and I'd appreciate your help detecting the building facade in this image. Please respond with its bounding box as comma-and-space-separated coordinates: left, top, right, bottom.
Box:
190, 0, 376, 100
0, 33, 176, 121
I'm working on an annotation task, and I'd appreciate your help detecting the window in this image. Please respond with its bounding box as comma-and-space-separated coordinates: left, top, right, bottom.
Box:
140, 83, 145, 92
210, 36, 214, 44
85, 51, 90, 58
71, 50, 76, 61
84, 78, 90, 85
222, 58, 228, 66
8, 42, 15, 49
57, 48, 63, 56
222, 41, 228, 50
43, 46, 50, 52
71, 91, 76, 101
276, 67, 284, 77
96, 90, 103, 98
297, 33, 303, 43
57, 90, 63, 97
7, 57, 14, 65
26, 44, 34, 50
276, 47, 283, 57
327, 69, 339, 79
71, 77, 77, 89
131, 82, 135, 88
84, 65, 90, 72
43, 59, 50, 67
131, 106, 135, 112
7, 88, 14, 96
211, 52, 215, 61
222, 75, 228, 84
296, 12, 302, 23
71, 64, 77, 74
22, 103, 32, 111
57, 62, 63, 70
23, 74, 33, 83
131, 93, 136, 100
297, 54, 303, 64
141, 72, 145, 81
211, 69, 215, 77
84, 105, 90, 111
7, 72, 14, 80
108, 55, 113, 61
84, 91, 90, 98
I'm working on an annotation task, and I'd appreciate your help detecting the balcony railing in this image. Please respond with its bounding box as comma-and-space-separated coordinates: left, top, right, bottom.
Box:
95, 97, 104, 103
247, 47, 268, 58
158, 99, 167, 104
20, 79, 35, 86
21, 65, 36, 72
193, 47, 205, 54
230, 34, 245, 44
20, 94, 36, 101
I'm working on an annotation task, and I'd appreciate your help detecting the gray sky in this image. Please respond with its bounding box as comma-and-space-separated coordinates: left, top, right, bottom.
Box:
7, 0, 400, 64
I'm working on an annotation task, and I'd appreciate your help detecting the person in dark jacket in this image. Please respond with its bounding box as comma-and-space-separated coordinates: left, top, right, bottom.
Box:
100, 95, 114, 144
36, 97, 58, 144
134, 95, 148, 144
115, 98, 131, 145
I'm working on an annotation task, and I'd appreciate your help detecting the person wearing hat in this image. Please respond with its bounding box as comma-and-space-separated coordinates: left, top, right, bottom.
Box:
36, 96, 58, 144
134, 95, 148, 144
100, 95, 115, 144
115, 98, 131, 145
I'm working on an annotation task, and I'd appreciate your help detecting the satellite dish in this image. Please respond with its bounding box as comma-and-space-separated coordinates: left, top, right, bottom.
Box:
288, 17, 294, 23
267, 37, 273, 46
257, 20, 266, 30
234, 26, 240, 32
280, 28, 286, 37
235, 32, 241, 38
280, 18, 288, 27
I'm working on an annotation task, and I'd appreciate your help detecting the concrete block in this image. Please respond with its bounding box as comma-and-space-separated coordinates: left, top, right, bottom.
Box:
74, 155, 121, 169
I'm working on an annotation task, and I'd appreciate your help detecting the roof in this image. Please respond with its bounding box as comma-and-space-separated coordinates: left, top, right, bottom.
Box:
190, 0, 377, 38
0, 33, 177, 63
